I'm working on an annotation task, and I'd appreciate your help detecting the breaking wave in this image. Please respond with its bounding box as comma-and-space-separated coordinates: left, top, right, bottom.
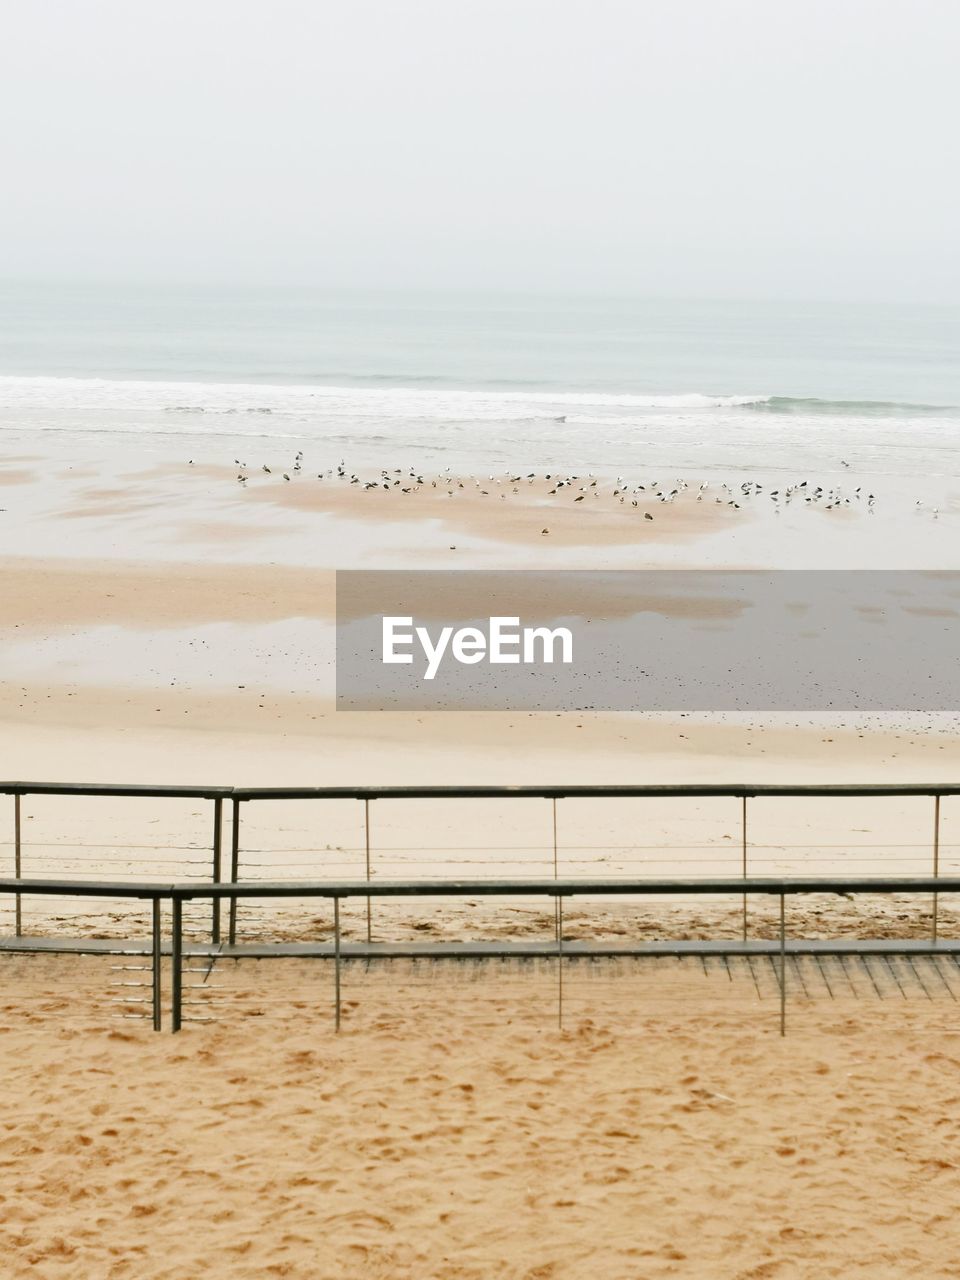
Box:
0, 378, 954, 434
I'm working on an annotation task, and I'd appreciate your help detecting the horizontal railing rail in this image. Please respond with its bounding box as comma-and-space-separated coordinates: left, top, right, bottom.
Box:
0, 877, 172, 896
1, 782, 960, 798
4, 874, 959, 896
164, 876, 960, 897
230, 784, 960, 799
0, 783, 233, 798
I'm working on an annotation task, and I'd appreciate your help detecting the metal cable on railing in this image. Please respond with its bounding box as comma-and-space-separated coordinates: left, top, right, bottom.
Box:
2, 781, 958, 952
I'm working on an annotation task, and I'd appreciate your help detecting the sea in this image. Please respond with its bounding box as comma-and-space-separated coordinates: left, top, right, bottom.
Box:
0, 283, 958, 483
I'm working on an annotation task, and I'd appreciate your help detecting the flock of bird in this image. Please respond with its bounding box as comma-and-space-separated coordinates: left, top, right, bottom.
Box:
222, 452, 891, 520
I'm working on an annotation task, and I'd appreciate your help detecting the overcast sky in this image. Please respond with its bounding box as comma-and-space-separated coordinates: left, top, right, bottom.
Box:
1, 1, 957, 301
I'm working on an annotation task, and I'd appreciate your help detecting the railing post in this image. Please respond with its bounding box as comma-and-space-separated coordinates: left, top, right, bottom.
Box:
364, 798, 371, 944
933, 794, 941, 943
228, 798, 240, 946
334, 896, 342, 1031
779, 892, 786, 1037
557, 893, 564, 1030
14, 792, 21, 937
211, 797, 222, 945
552, 797, 560, 941
152, 897, 162, 1032
552, 797, 558, 877
171, 895, 183, 1033
741, 795, 748, 942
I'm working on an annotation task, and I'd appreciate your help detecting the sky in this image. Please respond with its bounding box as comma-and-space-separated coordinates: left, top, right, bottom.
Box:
1, 0, 958, 301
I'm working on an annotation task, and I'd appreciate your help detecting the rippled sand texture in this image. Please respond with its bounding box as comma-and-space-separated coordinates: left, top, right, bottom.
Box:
0, 955, 957, 1279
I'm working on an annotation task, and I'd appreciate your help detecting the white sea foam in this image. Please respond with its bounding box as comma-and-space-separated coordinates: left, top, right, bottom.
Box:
0, 374, 957, 485
0, 375, 771, 418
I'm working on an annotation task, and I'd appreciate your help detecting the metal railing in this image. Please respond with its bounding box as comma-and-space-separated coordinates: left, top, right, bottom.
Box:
1, 783, 227, 943
2, 781, 958, 945
1, 874, 959, 1037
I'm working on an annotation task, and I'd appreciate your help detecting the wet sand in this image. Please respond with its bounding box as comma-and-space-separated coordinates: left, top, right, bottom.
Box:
1, 443, 955, 572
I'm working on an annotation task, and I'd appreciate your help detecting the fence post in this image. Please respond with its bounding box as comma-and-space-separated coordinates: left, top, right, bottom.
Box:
334, 896, 342, 1031
212, 797, 222, 945
171, 895, 182, 1033
552, 797, 558, 877
741, 795, 748, 942
557, 894, 564, 1030
933, 795, 941, 943
364, 798, 372, 944
152, 897, 162, 1032
14, 792, 21, 937
228, 798, 240, 946
779, 892, 786, 1037
552, 797, 560, 941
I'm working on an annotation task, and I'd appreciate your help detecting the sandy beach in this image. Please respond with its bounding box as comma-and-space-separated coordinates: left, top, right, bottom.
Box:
0, 435, 956, 1277
2, 955, 959, 1279
0, 440, 954, 1276
4, 1, 960, 1271
0, 301, 958, 1280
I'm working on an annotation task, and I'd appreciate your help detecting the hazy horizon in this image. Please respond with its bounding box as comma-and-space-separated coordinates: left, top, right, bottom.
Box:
2, 1, 958, 303
5, 278, 960, 310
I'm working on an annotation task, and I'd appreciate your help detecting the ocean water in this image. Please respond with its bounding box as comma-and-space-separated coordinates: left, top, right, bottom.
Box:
0, 283, 958, 481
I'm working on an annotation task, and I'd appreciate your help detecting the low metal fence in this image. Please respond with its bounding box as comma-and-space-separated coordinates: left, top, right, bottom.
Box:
2, 782, 959, 945
2, 874, 959, 1036
0, 783, 228, 941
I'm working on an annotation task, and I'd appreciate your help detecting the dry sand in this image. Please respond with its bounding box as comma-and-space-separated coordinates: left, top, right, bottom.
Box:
1, 955, 958, 1279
